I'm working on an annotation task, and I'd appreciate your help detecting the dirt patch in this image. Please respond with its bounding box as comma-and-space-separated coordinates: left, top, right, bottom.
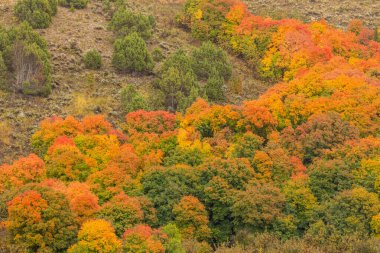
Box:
243, 0, 380, 28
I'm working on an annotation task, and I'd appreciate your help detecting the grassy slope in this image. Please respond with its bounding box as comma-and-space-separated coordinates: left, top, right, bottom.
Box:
243, 0, 380, 28
0, 0, 267, 163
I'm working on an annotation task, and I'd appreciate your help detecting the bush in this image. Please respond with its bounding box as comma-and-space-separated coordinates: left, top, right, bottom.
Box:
191, 42, 232, 81
83, 49, 102, 70
157, 50, 200, 111
59, 0, 88, 9
109, 7, 155, 40
112, 32, 153, 73
14, 0, 58, 29
0, 23, 52, 96
205, 70, 225, 101
120, 84, 147, 113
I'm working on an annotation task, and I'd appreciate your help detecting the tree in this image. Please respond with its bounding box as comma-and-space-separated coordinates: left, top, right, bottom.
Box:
203, 176, 234, 242
68, 219, 122, 253
281, 112, 360, 164
59, 0, 88, 9
122, 224, 166, 253
191, 42, 232, 81
157, 50, 200, 111
162, 223, 186, 253
141, 166, 201, 224
231, 132, 264, 159
371, 213, 380, 238
0, 154, 46, 194
97, 193, 144, 236
124, 110, 177, 134
204, 70, 225, 101
173, 196, 211, 241
308, 159, 353, 201
109, 7, 155, 40
14, 0, 57, 29
242, 101, 277, 137
65, 182, 100, 223
6, 187, 78, 252
112, 32, 153, 73
45, 138, 96, 182
231, 181, 285, 231
199, 158, 255, 190
283, 177, 318, 232
323, 187, 380, 236
87, 165, 140, 204
0, 23, 52, 96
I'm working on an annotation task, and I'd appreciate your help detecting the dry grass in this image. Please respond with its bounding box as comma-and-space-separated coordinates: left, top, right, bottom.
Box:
0, 121, 12, 145
243, 0, 380, 28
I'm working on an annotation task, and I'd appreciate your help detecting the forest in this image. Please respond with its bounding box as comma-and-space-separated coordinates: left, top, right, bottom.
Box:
1, 0, 380, 252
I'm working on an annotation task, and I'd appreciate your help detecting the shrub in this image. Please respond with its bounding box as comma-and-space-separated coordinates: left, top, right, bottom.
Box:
120, 84, 147, 113
112, 32, 153, 73
0, 23, 52, 96
109, 7, 155, 40
14, 0, 58, 29
83, 49, 102, 70
59, 0, 89, 9
191, 42, 232, 81
157, 50, 200, 111
205, 71, 225, 101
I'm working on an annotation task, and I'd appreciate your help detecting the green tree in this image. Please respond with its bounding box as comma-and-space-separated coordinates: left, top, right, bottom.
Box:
141, 166, 202, 224
323, 187, 380, 236
191, 41, 232, 81
1, 23, 52, 96
308, 159, 353, 201
14, 0, 57, 29
205, 70, 225, 101
112, 32, 153, 73
283, 177, 318, 232
59, 0, 88, 9
203, 176, 234, 242
158, 50, 200, 111
109, 7, 155, 40
162, 223, 186, 253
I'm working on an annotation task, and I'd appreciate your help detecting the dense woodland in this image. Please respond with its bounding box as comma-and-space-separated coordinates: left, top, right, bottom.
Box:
1, 0, 380, 252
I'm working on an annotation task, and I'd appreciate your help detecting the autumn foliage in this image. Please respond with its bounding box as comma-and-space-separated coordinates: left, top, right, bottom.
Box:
2, 0, 380, 251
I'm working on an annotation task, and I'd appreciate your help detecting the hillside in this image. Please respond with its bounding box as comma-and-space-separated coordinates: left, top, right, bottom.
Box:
244, 0, 380, 28
1, 0, 380, 252
0, 0, 266, 163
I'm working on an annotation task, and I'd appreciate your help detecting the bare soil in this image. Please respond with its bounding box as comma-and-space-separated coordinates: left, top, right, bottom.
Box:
243, 0, 380, 28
